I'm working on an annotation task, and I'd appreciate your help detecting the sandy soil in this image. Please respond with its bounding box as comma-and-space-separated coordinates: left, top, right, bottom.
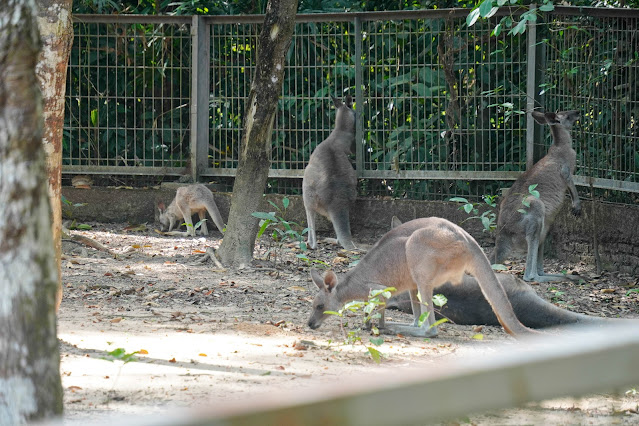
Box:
58, 222, 639, 424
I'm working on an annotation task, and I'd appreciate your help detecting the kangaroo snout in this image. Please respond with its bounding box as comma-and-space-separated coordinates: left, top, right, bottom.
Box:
307, 319, 319, 330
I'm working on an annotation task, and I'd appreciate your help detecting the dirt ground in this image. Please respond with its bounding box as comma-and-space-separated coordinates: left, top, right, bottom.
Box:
58, 222, 639, 425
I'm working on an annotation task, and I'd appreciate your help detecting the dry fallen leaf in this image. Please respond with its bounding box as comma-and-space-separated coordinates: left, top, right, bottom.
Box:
198, 353, 207, 357
110, 318, 122, 323
68, 386, 83, 392
139, 349, 149, 355
169, 358, 177, 363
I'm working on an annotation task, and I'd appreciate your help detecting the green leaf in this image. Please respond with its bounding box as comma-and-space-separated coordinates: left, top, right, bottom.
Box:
90, 109, 98, 127
418, 311, 430, 327
479, 0, 496, 18
251, 212, 278, 221
433, 294, 448, 307
509, 18, 527, 35
256, 219, 271, 239
430, 318, 449, 328
449, 197, 469, 203
369, 337, 384, 346
76, 224, 93, 230
463, 204, 474, 214
539, 2, 554, 11
466, 8, 481, 27
472, 333, 484, 340
282, 197, 290, 209
367, 346, 382, 364
491, 263, 508, 271
517, 208, 528, 214
323, 310, 341, 316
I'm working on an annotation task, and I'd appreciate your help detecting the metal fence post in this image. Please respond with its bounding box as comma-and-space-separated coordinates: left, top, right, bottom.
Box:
354, 16, 364, 176
525, 4, 538, 170
190, 15, 211, 182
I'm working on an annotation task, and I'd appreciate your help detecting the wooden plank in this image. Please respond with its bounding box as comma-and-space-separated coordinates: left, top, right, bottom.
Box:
72, 323, 639, 426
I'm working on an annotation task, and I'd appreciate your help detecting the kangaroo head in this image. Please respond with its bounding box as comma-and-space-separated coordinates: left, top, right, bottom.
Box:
531, 110, 579, 129
307, 269, 343, 330
157, 201, 171, 231
331, 95, 355, 135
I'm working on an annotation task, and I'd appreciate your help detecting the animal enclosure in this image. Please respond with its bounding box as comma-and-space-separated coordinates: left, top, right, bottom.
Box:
64, 6, 639, 201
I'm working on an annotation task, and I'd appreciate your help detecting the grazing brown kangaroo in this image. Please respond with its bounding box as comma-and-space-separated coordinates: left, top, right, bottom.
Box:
307, 217, 536, 338
493, 110, 582, 282
302, 95, 357, 250
157, 184, 225, 237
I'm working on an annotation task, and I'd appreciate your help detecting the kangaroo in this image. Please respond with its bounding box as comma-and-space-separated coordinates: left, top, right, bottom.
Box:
493, 110, 582, 282
307, 217, 536, 338
157, 184, 225, 237
302, 95, 357, 250
386, 216, 591, 329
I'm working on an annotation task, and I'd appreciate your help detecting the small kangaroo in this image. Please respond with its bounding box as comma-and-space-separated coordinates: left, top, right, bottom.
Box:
307, 217, 535, 338
157, 184, 225, 237
302, 95, 357, 250
493, 110, 582, 282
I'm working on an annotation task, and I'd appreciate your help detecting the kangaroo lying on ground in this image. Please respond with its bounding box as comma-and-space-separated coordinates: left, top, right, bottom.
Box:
493, 110, 582, 282
157, 184, 225, 237
307, 217, 535, 338
302, 95, 357, 250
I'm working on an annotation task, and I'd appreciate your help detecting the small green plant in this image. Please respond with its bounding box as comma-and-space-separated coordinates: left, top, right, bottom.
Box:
252, 197, 309, 263
547, 286, 566, 304
61, 195, 92, 230
325, 286, 396, 363
101, 347, 139, 403
184, 218, 207, 234
517, 184, 541, 215
450, 194, 498, 233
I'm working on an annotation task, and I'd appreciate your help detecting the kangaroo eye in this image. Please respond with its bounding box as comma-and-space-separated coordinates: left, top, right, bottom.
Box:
317, 304, 324, 311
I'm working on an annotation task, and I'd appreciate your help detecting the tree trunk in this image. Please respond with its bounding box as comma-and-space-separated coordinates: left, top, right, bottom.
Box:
35, 0, 74, 312
0, 1, 63, 423
218, 0, 299, 267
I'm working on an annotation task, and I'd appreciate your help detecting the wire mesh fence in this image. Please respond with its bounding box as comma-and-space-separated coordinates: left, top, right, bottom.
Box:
63, 7, 639, 201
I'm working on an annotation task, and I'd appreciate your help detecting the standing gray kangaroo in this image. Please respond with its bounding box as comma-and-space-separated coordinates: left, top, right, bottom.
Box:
302, 95, 357, 250
157, 184, 225, 237
307, 217, 536, 339
493, 110, 581, 282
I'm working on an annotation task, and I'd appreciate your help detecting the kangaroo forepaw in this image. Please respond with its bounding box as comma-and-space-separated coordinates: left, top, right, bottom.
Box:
571, 206, 582, 217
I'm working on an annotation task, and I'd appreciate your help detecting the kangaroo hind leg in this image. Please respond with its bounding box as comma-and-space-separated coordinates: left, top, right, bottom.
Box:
328, 207, 356, 250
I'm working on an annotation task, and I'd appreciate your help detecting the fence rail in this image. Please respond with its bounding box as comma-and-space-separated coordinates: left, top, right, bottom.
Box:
63, 7, 639, 199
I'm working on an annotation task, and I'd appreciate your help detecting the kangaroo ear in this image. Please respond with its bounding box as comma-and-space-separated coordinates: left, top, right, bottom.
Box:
331, 95, 342, 109
310, 269, 326, 290
391, 216, 402, 229
544, 112, 560, 124
323, 270, 338, 292
157, 201, 166, 211
344, 95, 353, 108
531, 111, 547, 125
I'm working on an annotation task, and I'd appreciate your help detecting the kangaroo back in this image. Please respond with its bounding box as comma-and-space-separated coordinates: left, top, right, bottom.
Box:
302, 95, 357, 249
158, 184, 225, 235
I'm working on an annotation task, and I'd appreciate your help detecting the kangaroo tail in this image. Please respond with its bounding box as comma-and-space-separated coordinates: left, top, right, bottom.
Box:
467, 242, 534, 337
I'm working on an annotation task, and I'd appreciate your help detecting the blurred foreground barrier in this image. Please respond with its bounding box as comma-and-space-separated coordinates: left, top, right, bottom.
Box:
45, 323, 639, 425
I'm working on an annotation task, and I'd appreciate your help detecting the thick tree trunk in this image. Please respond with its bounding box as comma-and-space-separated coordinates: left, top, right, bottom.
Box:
0, 1, 63, 423
35, 0, 73, 311
218, 0, 299, 267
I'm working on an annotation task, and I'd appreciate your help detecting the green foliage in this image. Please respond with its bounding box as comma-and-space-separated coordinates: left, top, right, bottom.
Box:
467, 0, 555, 36
450, 194, 498, 233
102, 347, 139, 364
252, 197, 309, 263
325, 286, 396, 363
517, 183, 540, 214
61, 195, 87, 220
